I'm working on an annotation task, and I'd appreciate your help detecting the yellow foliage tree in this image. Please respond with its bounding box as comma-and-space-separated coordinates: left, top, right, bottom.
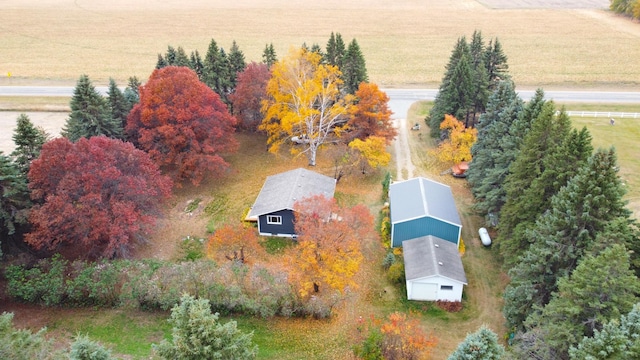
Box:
286, 195, 375, 298
261, 47, 352, 166
348, 136, 391, 173
429, 114, 477, 165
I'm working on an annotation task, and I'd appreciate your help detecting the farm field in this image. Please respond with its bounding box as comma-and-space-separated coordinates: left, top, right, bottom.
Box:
0, 0, 639, 88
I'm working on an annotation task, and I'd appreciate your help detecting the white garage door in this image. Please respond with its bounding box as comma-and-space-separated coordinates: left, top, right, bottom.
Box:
410, 282, 438, 301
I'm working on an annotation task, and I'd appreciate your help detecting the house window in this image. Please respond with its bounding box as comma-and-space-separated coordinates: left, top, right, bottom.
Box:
440, 285, 453, 291
267, 215, 282, 225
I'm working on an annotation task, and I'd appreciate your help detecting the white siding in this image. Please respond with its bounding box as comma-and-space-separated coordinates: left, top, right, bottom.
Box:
406, 276, 464, 302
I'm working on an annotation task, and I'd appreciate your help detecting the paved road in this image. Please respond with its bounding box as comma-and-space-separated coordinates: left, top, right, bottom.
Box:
1, 86, 639, 121
382, 88, 640, 119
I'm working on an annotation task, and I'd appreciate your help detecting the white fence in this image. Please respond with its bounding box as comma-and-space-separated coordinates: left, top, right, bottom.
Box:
563, 111, 640, 119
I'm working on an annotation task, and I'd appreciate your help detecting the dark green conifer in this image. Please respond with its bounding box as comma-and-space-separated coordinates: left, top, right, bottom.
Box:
262, 43, 277, 68
106, 78, 129, 136
341, 39, 368, 94
62, 74, 122, 142
10, 113, 47, 176
0, 152, 30, 238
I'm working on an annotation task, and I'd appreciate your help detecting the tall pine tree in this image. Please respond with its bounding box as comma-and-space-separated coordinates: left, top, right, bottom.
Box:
498, 101, 572, 263
227, 40, 247, 90
11, 113, 47, 176
0, 153, 30, 239
324, 32, 346, 67
341, 38, 368, 94
62, 74, 122, 142
106, 78, 129, 136
262, 43, 277, 68
203, 39, 232, 103
524, 244, 640, 358
503, 148, 632, 330
466, 81, 524, 218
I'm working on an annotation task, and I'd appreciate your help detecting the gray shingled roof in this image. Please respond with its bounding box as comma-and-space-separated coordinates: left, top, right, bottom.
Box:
402, 235, 467, 284
389, 177, 461, 226
248, 168, 336, 218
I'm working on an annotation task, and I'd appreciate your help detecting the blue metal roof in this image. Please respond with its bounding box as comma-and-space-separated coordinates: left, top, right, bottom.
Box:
389, 177, 461, 226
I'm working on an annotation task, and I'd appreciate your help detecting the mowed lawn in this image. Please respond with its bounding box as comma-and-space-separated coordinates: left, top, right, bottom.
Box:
0, 0, 639, 88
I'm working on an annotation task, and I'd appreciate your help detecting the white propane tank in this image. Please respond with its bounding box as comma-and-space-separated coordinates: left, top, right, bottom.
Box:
479, 227, 492, 246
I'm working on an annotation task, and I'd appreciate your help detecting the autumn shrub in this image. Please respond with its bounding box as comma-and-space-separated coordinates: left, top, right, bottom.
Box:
354, 312, 437, 360
381, 171, 391, 201
436, 300, 463, 312
65, 260, 124, 307
177, 235, 205, 262
386, 261, 405, 284
382, 252, 396, 270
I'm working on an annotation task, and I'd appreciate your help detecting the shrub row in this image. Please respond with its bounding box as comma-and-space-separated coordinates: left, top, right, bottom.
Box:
4, 256, 336, 318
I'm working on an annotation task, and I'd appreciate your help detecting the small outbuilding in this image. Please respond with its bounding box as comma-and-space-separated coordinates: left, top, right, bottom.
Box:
389, 177, 462, 248
403, 235, 467, 302
247, 168, 336, 237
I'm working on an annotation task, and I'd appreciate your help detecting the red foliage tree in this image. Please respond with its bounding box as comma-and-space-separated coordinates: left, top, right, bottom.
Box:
126, 66, 238, 186
229, 62, 271, 132
346, 82, 396, 144
26, 136, 172, 259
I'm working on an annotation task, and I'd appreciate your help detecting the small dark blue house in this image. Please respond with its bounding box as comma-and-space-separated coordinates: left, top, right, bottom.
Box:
247, 168, 336, 237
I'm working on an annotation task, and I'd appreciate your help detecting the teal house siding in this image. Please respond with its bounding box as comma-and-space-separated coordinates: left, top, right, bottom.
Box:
392, 217, 461, 248
389, 177, 462, 248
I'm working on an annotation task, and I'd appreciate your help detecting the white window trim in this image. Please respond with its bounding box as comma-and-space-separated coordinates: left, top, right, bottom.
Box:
266, 215, 282, 225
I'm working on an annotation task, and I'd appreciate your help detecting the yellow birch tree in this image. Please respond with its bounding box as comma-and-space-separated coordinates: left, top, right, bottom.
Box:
261, 47, 351, 166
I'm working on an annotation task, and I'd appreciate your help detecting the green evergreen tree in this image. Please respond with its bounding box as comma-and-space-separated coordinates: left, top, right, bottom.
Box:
165, 45, 177, 65
570, 303, 640, 359
498, 101, 572, 264
123, 76, 141, 110
153, 294, 257, 360
467, 81, 524, 218
155, 53, 167, 69
310, 43, 323, 56
525, 245, 640, 358
468, 30, 490, 126
189, 50, 205, 80
0, 153, 30, 239
62, 74, 122, 142
228, 40, 247, 90
106, 78, 129, 136
203, 39, 232, 103
262, 43, 277, 68
428, 36, 473, 137
174, 46, 190, 67
325, 32, 346, 67
503, 148, 632, 330
69, 334, 113, 360
447, 325, 505, 360
484, 38, 510, 90
10, 113, 47, 176
341, 38, 368, 94
0, 312, 62, 359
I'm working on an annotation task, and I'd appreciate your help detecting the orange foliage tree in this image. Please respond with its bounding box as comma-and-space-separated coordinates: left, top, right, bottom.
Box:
354, 312, 437, 360
430, 114, 477, 165
126, 66, 238, 186
348, 136, 391, 174
261, 47, 351, 166
206, 223, 267, 265
286, 195, 375, 298
347, 82, 396, 144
